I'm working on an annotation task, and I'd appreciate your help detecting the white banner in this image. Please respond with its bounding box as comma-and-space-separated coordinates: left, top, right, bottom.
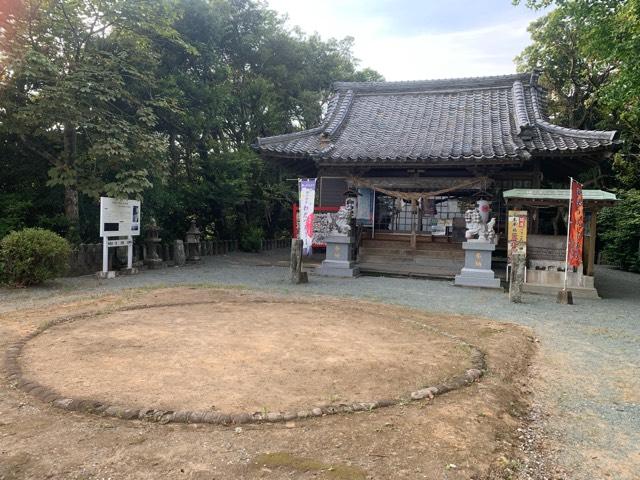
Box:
299, 178, 316, 255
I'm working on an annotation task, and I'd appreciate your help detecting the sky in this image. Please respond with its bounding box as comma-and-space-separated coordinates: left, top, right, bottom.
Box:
266, 0, 550, 81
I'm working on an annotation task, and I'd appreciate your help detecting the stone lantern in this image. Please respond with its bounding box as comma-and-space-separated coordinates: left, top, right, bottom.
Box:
144, 217, 163, 269
185, 219, 201, 263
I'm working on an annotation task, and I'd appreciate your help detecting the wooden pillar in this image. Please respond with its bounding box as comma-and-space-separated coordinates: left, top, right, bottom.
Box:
509, 252, 526, 303
586, 209, 597, 276
290, 239, 308, 284
410, 199, 417, 249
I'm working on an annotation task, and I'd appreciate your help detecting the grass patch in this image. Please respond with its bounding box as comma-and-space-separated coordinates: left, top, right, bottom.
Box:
254, 452, 367, 480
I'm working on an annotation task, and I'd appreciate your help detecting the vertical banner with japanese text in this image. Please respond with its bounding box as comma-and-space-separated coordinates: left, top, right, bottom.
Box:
567, 179, 584, 268
299, 178, 317, 255
507, 210, 528, 263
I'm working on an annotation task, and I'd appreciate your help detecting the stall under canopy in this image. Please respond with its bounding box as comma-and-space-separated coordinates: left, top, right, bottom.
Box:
503, 188, 617, 298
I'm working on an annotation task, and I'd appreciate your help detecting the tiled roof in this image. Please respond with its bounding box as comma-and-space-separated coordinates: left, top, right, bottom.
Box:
255, 72, 618, 165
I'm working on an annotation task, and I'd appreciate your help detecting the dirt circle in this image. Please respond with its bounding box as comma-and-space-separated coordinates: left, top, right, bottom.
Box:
20, 289, 469, 414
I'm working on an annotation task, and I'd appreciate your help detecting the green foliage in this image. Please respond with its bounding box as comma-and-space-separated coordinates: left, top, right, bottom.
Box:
598, 191, 640, 272
0, 0, 380, 244
515, 5, 614, 130
239, 225, 265, 253
515, 0, 640, 189
0, 228, 72, 286
516, 0, 640, 272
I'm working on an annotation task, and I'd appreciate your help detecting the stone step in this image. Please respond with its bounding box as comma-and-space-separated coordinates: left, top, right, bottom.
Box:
358, 262, 459, 279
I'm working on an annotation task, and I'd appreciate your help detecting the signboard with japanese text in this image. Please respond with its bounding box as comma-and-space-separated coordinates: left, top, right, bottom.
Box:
507, 210, 528, 263
99, 197, 141, 237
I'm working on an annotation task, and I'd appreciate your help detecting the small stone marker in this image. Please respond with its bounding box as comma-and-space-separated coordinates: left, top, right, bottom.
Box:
290, 239, 308, 284
173, 240, 186, 266
509, 253, 525, 303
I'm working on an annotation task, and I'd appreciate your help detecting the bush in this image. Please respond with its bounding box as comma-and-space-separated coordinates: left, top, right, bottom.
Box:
239, 225, 264, 253
0, 228, 72, 286
598, 190, 640, 272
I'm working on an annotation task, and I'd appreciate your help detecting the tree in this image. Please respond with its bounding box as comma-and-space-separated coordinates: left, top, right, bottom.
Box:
514, 0, 640, 188
0, 0, 183, 236
598, 190, 640, 272
515, 8, 615, 130
515, 0, 640, 271
1, 0, 381, 245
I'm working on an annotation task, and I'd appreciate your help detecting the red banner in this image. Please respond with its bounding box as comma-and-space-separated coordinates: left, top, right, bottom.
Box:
567, 179, 584, 268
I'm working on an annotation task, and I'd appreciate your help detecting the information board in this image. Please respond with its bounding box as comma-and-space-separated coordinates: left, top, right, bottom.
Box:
99, 197, 141, 237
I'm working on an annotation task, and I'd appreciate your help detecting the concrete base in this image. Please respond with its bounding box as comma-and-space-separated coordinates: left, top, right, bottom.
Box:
96, 267, 138, 279
523, 282, 600, 299
556, 289, 574, 304
119, 267, 139, 275
454, 241, 501, 289
316, 260, 360, 277
455, 268, 502, 289
96, 271, 116, 279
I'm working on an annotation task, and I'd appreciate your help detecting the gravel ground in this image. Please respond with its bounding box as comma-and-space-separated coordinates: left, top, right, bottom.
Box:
1, 250, 638, 479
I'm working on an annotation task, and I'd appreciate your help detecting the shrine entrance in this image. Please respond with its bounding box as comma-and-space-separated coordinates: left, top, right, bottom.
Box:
352, 177, 493, 278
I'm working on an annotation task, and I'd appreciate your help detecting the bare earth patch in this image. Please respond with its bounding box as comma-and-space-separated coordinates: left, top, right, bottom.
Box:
0, 286, 535, 479
21, 290, 466, 413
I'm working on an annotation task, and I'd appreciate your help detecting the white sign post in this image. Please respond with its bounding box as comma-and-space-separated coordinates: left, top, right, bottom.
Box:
99, 197, 141, 277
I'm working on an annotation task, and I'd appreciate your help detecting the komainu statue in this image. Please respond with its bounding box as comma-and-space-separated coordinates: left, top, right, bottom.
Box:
464, 206, 496, 243
312, 198, 355, 240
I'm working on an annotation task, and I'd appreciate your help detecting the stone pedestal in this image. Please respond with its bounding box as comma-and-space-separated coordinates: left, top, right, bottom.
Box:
455, 241, 501, 289
316, 235, 360, 277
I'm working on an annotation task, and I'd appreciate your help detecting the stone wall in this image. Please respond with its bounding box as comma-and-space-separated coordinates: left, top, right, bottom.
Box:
67, 238, 291, 277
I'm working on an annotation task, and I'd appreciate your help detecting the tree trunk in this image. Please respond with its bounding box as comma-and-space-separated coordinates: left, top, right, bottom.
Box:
63, 123, 80, 229
64, 186, 79, 226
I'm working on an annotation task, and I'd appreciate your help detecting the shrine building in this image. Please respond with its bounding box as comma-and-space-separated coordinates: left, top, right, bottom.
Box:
254, 72, 618, 289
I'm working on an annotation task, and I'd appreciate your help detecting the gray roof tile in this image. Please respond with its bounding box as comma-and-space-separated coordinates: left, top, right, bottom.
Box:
256, 73, 617, 165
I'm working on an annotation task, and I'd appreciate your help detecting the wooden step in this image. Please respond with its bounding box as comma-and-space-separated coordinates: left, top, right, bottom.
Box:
361, 240, 462, 251
359, 255, 463, 268
367, 232, 455, 243
359, 248, 464, 260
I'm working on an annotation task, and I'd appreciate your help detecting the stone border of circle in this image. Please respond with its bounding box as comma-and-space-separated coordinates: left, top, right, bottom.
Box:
5, 299, 487, 426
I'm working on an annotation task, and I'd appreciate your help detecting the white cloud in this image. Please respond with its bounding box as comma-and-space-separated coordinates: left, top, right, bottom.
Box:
267, 0, 539, 80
